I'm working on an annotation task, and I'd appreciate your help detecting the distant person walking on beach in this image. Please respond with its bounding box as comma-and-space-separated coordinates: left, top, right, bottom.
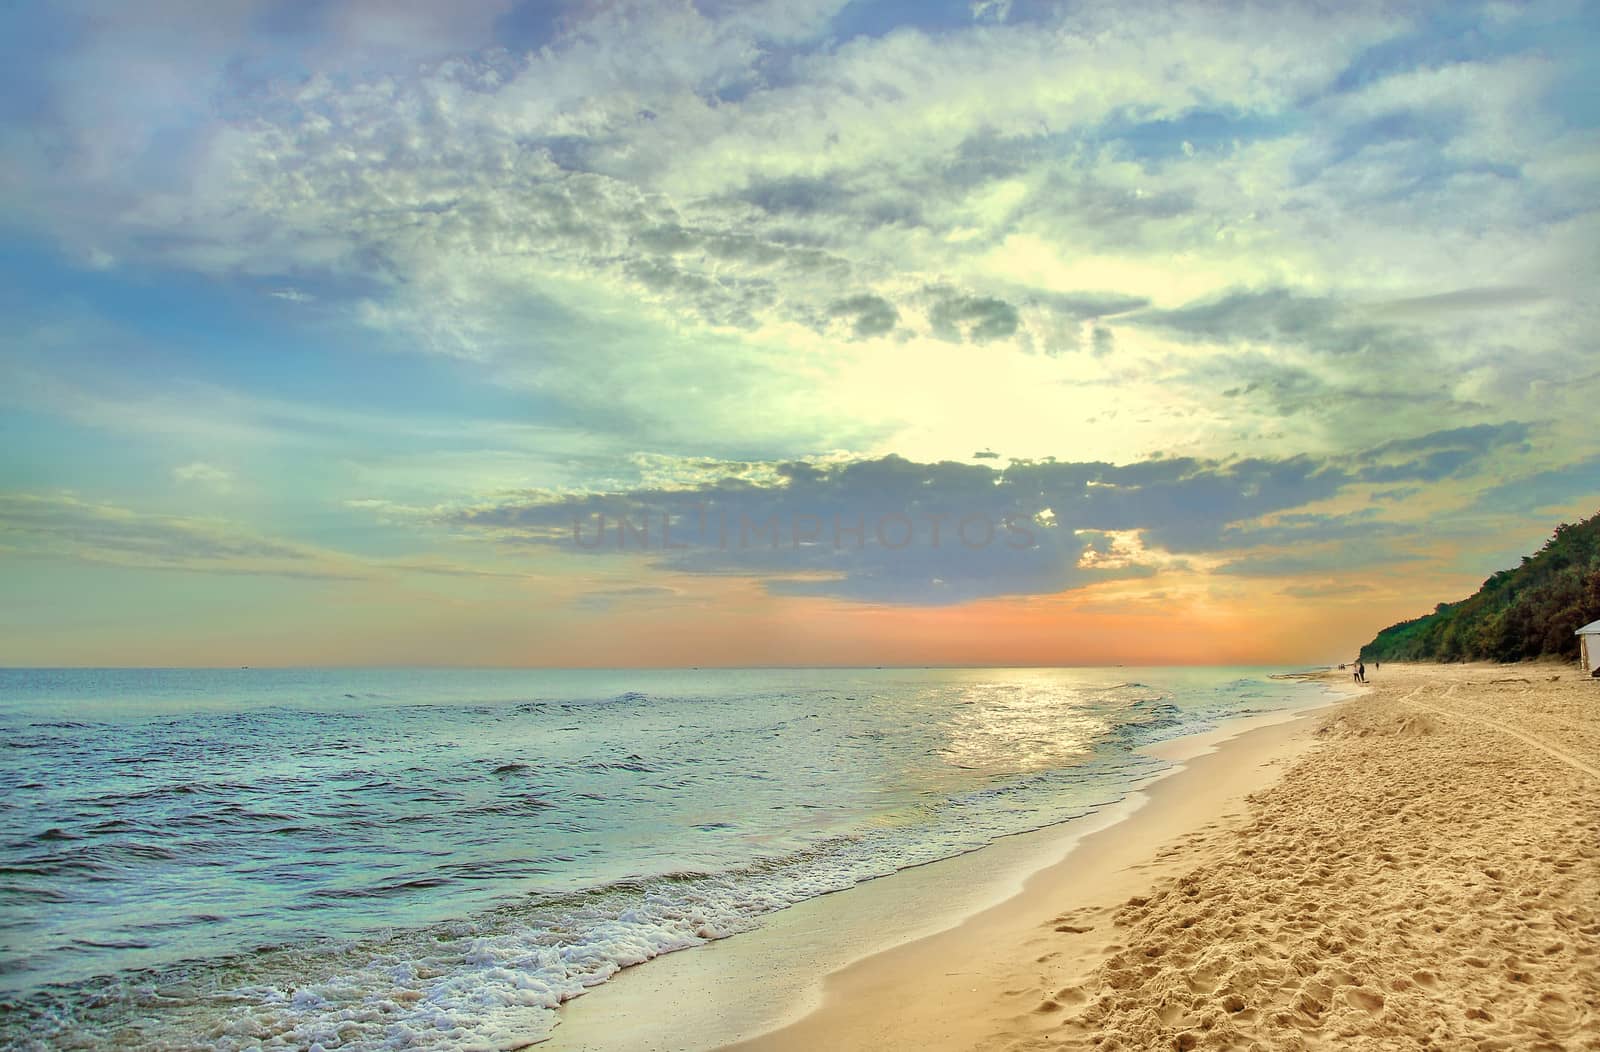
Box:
1354, 661, 1367, 684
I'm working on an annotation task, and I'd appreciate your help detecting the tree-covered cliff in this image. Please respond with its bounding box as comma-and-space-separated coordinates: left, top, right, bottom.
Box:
1360, 512, 1600, 663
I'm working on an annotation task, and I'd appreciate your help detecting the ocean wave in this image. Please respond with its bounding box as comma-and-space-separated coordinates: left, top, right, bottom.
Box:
0, 790, 1121, 1048
459, 794, 556, 817
0, 666, 1325, 1050
31, 829, 79, 843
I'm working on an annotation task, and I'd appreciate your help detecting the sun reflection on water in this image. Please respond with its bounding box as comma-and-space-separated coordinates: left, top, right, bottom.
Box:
937, 680, 1115, 773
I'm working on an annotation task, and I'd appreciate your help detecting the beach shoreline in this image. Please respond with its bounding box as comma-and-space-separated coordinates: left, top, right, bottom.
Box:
542, 674, 1350, 1051
733, 664, 1600, 1050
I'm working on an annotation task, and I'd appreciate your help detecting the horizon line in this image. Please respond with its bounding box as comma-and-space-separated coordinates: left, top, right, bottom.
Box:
0, 661, 1350, 672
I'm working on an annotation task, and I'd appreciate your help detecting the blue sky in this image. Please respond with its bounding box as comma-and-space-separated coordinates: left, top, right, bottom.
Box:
2, 0, 1597, 666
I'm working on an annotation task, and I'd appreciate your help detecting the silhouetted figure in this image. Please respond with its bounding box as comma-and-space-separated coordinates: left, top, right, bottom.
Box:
1354, 660, 1367, 684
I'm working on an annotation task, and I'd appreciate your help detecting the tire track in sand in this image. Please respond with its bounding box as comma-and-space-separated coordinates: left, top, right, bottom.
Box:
1399, 684, 1600, 781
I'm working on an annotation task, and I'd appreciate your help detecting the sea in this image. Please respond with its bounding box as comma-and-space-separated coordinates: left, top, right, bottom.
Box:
0, 666, 1327, 1049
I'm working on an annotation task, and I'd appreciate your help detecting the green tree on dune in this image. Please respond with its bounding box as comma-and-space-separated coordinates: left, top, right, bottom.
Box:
1361, 512, 1600, 664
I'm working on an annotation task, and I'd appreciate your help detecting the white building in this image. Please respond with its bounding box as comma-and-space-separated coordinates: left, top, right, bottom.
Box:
1578, 619, 1600, 674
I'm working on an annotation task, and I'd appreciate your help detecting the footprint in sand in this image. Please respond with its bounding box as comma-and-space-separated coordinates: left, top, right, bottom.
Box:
1534, 991, 1578, 1033
1294, 991, 1327, 1020
1343, 987, 1385, 1014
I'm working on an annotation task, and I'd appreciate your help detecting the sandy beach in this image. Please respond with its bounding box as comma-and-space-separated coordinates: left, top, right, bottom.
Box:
716, 664, 1599, 1051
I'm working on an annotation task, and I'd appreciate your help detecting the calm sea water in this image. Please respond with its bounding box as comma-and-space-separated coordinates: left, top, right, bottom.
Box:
0, 667, 1324, 1049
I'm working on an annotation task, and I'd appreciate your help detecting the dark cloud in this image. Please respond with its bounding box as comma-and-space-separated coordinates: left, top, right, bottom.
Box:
440, 415, 1541, 604
1359, 422, 1528, 459
622, 259, 777, 328
929, 292, 1020, 343
1355, 422, 1530, 483
1132, 288, 1412, 357
1469, 455, 1600, 516
1202, 351, 1475, 421
1005, 454, 1351, 553
735, 175, 922, 227
1033, 291, 1150, 318
1368, 286, 1548, 317
739, 176, 839, 216
827, 294, 900, 338
1220, 509, 1407, 549
632, 223, 700, 254
1090, 324, 1114, 356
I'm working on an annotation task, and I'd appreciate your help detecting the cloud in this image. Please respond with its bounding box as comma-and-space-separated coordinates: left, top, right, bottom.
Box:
173, 461, 234, 491
1130, 288, 1411, 357
1359, 423, 1528, 459
4, 0, 1588, 485
1220, 509, 1405, 549
928, 291, 1020, 343
1281, 581, 1376, 598
826, 294, 899, 338
0, 493, 356, 578
1470, 455, 1600, 516
1355, 422, 1530, 483
571, 584, 694, 612
970, 0, 1012, 24
0, 493, 539, 584
1366, 285, 1548, 318
0, 6, 1428, 356
429, 426, 1529, 602
1219, 546, 1426, 578
1089, 325, 1115, 357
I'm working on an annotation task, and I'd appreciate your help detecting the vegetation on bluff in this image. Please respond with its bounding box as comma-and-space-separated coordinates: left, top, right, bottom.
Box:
1361, 511, 1600, 663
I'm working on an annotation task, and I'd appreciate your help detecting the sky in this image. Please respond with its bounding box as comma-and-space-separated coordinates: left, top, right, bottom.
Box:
2, 0, 1597, 667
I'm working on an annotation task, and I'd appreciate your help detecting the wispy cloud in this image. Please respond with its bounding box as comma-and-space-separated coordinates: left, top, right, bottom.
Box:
0, 493, 542, 585
173, 461, 234, 491
0, 493, 356, 579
